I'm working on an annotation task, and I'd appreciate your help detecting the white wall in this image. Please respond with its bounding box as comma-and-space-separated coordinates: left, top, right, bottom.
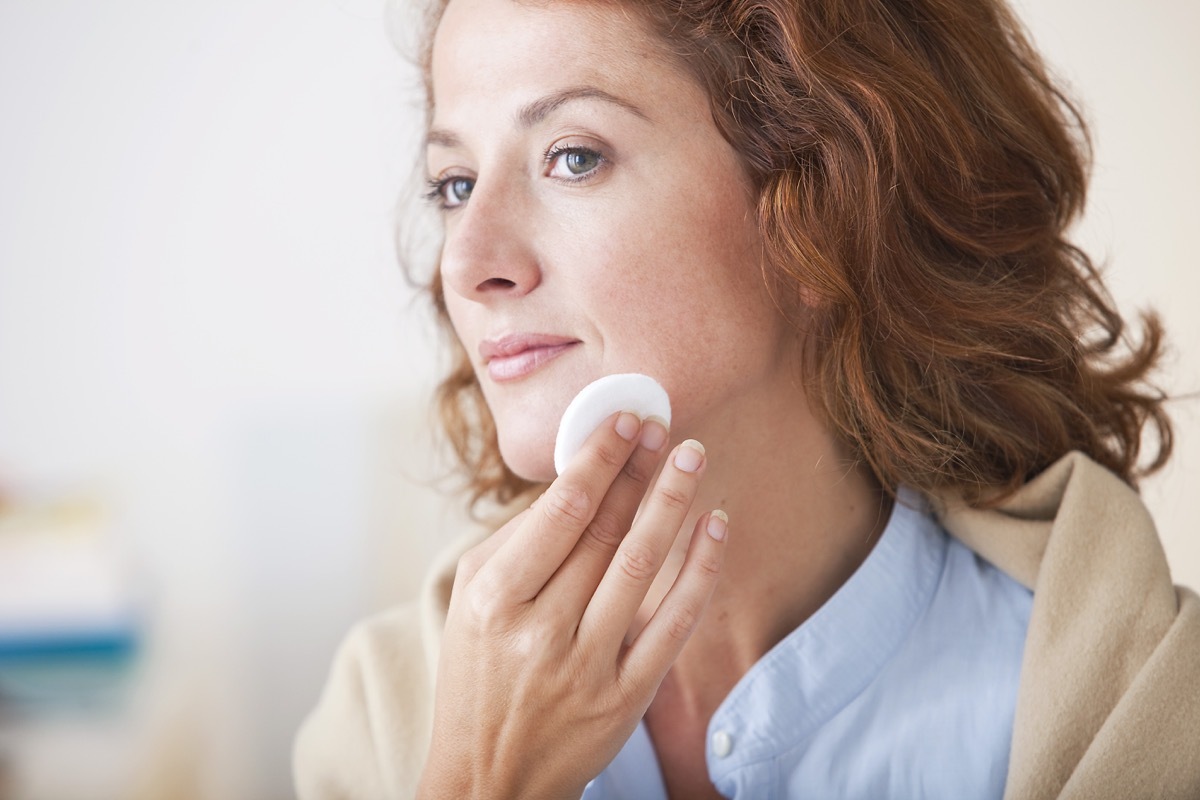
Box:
0, 2, 457, 798
1011, 0, 1200, 589
0, 1, 1195, 798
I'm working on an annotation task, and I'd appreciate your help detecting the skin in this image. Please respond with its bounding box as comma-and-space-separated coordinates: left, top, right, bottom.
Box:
422, 0, 892, 797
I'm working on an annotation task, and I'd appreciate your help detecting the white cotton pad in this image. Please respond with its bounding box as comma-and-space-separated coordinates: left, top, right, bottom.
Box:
553, 373, 671, 475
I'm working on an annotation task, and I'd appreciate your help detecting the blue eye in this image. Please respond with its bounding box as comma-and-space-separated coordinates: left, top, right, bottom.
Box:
445, 177, 473, 203
547, 146, 604, 179
425, 175, 474, 209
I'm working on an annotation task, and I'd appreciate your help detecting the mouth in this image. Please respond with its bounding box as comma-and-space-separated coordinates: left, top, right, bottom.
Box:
480, 333, 581, 383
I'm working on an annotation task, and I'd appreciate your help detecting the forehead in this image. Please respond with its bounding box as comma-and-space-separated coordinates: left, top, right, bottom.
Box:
430, 0, 692, 128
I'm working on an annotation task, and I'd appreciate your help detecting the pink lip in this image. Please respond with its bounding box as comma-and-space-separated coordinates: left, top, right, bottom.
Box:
480, 333, 580, 382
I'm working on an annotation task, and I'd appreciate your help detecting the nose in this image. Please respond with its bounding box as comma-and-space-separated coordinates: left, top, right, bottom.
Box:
439, 178, 541, 303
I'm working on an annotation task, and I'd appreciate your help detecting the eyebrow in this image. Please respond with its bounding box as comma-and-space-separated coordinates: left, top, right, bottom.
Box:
425, 86, 649, 150
518, 86, 648, 127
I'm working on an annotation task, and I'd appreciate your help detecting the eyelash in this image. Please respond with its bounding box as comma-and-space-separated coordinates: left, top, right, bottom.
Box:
543, 143, 607, 182
423, 144, 608, 211
423, 176, 465, 210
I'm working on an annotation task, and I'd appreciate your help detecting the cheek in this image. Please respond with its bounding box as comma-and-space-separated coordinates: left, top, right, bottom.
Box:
440, 281, 475, 353
568, 209, 780, 433
596, 181, 771, 336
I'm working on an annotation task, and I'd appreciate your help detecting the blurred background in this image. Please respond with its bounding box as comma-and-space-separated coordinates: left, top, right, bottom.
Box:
0, 0, 1196, 798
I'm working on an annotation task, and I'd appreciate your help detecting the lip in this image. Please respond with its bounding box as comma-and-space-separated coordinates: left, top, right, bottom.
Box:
480, 333, 580, 382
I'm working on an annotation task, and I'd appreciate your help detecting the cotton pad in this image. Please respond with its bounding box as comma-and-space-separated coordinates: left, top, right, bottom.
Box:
553, 373, 671, 475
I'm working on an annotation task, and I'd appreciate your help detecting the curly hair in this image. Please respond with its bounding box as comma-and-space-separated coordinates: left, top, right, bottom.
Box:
412, 0, 1172, 509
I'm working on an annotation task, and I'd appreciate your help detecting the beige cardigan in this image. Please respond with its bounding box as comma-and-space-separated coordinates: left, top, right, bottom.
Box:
293, 453, 1200, 799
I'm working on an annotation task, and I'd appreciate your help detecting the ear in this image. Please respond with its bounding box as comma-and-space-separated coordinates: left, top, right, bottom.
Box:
756, 251, 825, 326
796, 282, 822, 310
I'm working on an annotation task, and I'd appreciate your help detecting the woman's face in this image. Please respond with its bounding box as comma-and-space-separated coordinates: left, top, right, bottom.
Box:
428, 0, 799, 481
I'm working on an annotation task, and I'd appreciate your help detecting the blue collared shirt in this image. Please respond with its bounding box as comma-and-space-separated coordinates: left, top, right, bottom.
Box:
584, 490, 1033, 799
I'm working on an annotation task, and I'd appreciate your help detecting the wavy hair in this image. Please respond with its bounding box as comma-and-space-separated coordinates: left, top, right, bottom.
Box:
412, 0, 1172, 509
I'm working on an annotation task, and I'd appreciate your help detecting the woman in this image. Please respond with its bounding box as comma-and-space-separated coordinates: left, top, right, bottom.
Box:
295, 0, 1200, 797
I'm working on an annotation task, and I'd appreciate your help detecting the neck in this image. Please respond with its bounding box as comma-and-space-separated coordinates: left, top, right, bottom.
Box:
635, 377, 892, 713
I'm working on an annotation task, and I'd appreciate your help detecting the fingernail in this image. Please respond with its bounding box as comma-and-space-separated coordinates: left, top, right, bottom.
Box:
615, 412, 641, 442
640, 417, 669, 452
707, 509, 728, 541
674, 439, 705, 473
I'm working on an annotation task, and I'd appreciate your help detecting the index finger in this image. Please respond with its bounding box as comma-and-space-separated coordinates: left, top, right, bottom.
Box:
477, 411, 642, 603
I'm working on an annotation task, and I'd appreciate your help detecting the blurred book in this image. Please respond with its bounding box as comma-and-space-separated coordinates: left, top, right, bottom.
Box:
0, 492, 140, 711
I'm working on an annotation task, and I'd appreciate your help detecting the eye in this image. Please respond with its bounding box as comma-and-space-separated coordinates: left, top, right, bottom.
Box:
546, 146, 604, 180
425, 175, 474, 209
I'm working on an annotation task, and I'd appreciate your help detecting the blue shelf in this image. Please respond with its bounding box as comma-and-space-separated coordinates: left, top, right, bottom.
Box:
0, 628, 139, 663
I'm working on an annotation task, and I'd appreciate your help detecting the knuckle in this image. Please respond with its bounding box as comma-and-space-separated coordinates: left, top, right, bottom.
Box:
693, 552, 723, 580
616, 540, 659, 583
620, 453, 655, 485
654, 484, 692, 513
664, 607, 699, 643
463, 579, 506, 625
592, 439, 629, 471
610, 672, 645, 717
456, 547, 484, 578
508, 621, 564, 660
582, 508, 627, 552
543, 485, 593, 527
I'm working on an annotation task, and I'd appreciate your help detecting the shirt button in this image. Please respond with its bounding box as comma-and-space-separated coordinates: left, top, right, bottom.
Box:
711, 730, 734, 758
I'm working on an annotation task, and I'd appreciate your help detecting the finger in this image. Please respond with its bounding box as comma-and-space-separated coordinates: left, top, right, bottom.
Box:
577, 439, 707, 649
452, 508, 532, 591
542, 418, 670, 618
619, 509, 727, 689
478, 411, 643, 603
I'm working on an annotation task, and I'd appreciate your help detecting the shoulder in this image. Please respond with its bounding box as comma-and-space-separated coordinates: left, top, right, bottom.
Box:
292, 525, 487, 800
293, 603, 436, 800
934, 452, 1200, 799
936, 534, 1033, 644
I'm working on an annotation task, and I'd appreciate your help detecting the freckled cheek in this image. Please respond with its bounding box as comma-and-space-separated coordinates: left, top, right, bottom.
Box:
599, 190, 760, 313
543, 160, 770, 339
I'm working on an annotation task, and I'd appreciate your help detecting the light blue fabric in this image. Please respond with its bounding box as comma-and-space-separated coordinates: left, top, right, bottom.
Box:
583, 489, 1033, 800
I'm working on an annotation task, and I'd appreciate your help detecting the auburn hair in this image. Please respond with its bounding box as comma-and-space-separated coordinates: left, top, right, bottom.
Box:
413, 0, 1172, 509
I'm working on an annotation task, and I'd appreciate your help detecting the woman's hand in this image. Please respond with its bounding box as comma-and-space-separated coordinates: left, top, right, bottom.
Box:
417, 413, 727, 800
